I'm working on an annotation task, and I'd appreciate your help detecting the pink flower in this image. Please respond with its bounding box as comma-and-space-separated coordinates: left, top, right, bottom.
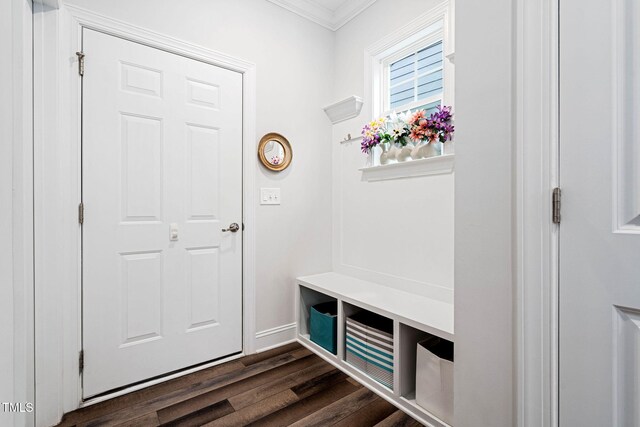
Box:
410, 110, 426, 125
408, 105, 455, 143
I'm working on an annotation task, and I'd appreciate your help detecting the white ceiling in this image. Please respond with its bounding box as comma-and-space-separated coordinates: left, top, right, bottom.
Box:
314, 0, 353, 10
266, 0, 378, 31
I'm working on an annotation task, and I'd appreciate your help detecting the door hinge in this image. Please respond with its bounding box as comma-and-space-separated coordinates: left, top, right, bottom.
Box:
552, 187, 561, 224
76, 51, 85, 76
79, 350, 84, 375
78, 202, 84, 225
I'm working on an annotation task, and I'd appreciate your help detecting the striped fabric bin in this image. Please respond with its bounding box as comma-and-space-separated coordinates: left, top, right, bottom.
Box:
345, 311, 394, 389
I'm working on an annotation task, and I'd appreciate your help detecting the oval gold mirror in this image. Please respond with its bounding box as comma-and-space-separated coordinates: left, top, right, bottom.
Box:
258, 132, 292, 171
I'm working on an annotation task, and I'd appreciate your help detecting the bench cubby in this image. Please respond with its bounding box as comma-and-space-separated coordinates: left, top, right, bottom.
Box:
296, 272, 454, 427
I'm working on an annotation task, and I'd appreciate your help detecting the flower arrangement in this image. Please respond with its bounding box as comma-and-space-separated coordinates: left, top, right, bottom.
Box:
408, 105, 454, 144
385, 110, 412, 145
360, 105, 454, 155
360, 117, 386, 154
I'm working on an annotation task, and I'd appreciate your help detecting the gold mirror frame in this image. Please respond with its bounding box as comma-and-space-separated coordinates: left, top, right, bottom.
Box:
257, 132, 292, 172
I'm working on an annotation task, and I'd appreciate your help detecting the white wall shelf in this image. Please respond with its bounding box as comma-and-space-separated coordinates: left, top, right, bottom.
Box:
359, 154, 455, 182
296, 272, 454, 427
323, 95, 364, 124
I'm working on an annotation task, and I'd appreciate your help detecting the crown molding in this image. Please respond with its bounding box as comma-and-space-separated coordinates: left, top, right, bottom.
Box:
266, 0, 377, 31
332, 0, 377, 30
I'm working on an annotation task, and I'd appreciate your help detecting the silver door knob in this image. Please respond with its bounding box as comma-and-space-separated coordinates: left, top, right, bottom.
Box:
222, 223, 240, 233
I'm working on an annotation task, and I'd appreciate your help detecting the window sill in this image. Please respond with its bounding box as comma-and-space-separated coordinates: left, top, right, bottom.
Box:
359, 154, 455, 182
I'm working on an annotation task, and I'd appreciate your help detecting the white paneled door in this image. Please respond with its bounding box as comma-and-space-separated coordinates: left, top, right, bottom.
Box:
82, 29, 243, 398
560, 0, 640, 425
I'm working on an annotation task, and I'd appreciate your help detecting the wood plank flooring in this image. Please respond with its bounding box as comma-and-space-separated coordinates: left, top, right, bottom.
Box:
54, 342, 424, 427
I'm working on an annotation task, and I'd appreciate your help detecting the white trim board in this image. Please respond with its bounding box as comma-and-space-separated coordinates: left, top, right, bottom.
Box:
515, 0, 559, 425
33, 5, 257, 426
254, 323, 298, 353
359, 154, 455, 182
4, 1, 34, 427
266, 0, 377, 31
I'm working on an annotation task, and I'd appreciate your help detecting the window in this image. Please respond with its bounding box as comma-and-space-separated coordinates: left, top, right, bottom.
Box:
362, 3, 455, 177
367, 3, 453, 119
388, 40, 444, 112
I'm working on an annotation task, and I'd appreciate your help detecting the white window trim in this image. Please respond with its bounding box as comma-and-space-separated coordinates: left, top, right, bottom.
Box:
363, 1, 455, 178
359, 153, 455, 182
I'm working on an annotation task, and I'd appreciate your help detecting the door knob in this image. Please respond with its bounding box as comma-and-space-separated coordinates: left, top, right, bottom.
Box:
222, 223, 240, 233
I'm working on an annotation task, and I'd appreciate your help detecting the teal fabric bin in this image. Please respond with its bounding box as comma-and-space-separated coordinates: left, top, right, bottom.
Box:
309, 301, 337, 354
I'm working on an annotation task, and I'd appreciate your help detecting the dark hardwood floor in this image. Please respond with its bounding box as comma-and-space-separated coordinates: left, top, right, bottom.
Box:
55, 342, 424, 427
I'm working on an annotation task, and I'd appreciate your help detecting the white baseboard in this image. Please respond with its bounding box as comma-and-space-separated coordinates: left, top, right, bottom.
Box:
255, 323, 297, 353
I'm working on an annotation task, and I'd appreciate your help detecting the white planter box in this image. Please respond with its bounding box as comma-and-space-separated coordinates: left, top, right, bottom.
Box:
416, 337, 454, 425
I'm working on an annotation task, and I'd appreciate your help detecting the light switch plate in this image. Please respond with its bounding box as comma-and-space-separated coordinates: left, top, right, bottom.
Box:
169, 223, 179, 241
260, 188, 281, 205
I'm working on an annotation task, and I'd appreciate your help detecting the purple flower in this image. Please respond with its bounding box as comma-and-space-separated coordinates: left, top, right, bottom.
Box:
361, 133, 381, 153
360, 118, 386, 153
425, 105, 454, 143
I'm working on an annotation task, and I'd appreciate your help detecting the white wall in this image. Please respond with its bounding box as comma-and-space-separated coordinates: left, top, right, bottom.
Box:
331, 0, 455, 302
1, 0, 34, 426
454, 0, 515, 425
0, 0, 15, 422
60, 0, 335, 344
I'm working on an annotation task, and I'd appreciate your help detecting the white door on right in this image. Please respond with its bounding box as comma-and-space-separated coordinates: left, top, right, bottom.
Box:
560, 0, 640, 425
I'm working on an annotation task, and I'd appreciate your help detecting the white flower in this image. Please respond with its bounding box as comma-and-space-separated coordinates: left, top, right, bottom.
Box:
388, 122, 405, 140
387, 110, 410, 141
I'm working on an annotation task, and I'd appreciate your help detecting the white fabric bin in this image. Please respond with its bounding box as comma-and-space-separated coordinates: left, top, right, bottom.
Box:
416, 336, 454, 425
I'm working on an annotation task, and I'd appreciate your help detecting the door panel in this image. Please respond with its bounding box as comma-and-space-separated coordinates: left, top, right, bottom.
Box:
82, 28, 243, 398
560, 0, 640, 424
121, 114, 163, 221
186, 248, 220, 330
120, 251, 163, 346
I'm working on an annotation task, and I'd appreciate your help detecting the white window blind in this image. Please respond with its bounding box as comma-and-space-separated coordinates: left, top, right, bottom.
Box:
389, 40, 444, 111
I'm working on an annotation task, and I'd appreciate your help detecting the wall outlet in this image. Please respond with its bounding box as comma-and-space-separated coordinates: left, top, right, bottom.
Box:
260, 188, 281, 205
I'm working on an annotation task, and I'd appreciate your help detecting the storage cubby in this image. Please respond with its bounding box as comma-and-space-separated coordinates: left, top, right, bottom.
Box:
296, 273, 454, 427
398, 323, 433, 399
397, 323, 454, 425
339, 301, 363, 360
298, 285, 336, 340
415, 334, 454, 425
342, 302, 395, 390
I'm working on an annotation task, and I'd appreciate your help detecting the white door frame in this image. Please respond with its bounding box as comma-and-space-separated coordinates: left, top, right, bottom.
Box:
33, 4, 257, 425
515, 0, 559, 426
